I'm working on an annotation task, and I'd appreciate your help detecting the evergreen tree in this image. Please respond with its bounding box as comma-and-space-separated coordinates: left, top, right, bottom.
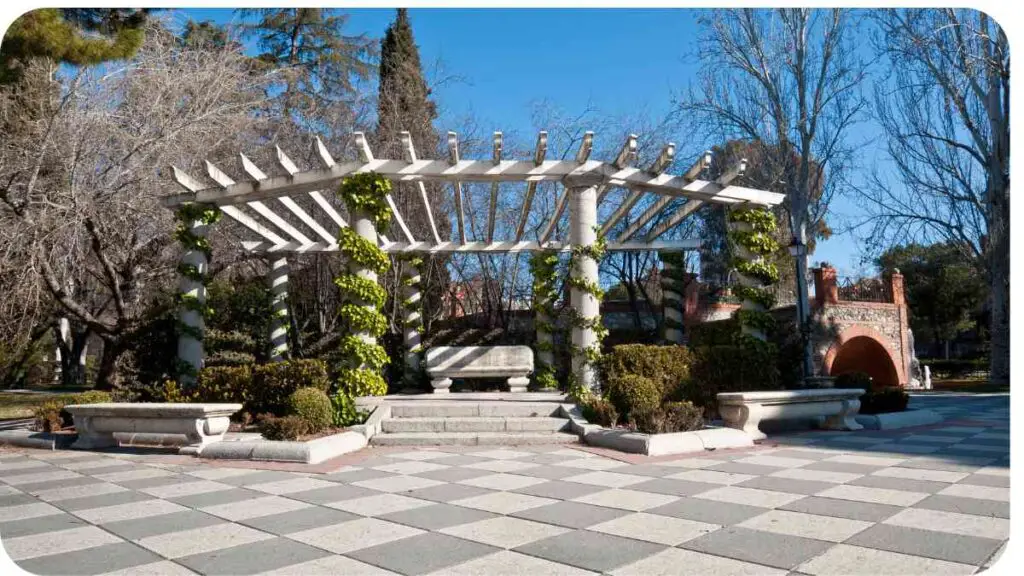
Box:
1, 9, 152, 84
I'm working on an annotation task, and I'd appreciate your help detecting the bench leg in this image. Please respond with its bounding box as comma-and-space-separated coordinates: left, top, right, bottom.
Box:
821, 398, 864, 432
720, 404, 766, 441
507, 376, 529, 393
431, 378, 452, 394
70, 416, 117, 450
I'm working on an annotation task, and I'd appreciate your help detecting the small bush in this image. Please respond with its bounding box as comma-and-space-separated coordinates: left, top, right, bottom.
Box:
34, 399, 68, 432
258, 415, 309, 440
598, 344, 692, 399
579, 396, 618, 427
288, 387, 333, 433
606, 375, 662, 421
859, 387, 909, 415
626, 401, 704, 434
251, 359, 330, 416
74, 391, 112, 405
686, 344, 782, 417
196, 365, 252, 404
835, 372, 873, 390
157, 380, 192, 403
330, 392, 367, 427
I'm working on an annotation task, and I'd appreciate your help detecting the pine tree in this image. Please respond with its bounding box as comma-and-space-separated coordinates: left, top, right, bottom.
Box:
1, 9, 152, 84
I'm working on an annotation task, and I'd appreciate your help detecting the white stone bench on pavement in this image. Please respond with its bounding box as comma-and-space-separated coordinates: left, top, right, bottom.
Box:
425, 346, 534, 393
65, 403, 242, 450
717, 388, 865, 440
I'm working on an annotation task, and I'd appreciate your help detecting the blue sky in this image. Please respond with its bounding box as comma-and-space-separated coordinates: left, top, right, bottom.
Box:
180, 7, 876, 276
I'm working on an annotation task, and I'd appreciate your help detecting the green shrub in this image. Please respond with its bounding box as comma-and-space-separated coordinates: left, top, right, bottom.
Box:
606, 375, 662, 421
258, 415, 309, 441
686, 318, 740, 347
196, 365, 252, 405
598, 344, 692, 399
34, 399, 68, 432
579, 396, 618, 427
250, 359, 330, 416
288, 387, 333, 433
686, 344, 782, 417
859, 387, 909, 415
74, 391, 112, 404
626, 401, 704, 434
835, 372, 873, 391
330, 392, 367, 427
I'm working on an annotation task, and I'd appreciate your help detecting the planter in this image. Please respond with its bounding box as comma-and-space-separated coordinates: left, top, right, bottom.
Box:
558, 404, 753, 456
855, 408, 943, 430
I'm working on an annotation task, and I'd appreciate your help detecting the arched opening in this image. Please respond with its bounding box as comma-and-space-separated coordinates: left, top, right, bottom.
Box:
828, 335, 900, 389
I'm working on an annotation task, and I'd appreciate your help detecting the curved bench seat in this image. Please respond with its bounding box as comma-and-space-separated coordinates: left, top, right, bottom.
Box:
717, 388, 865, 440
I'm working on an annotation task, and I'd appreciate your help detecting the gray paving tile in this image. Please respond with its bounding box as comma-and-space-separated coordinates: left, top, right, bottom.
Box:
736, 476, 834, 496
412, 466, 493, 483
959, 473, 1010, 488
320, 467, 398, 484
848, 475, 950, 494
218, 470, 304, 487
116, 474, 192, 490
347, 531, 499, 575
521, 453, 589, 466
914, 494, 1010, 519
767, 449, 839, 461
14, 541, 162, 575
509, 464, 587, 480
680, 526, 833, 570
0, 492, 38, 507
627, 478, 721, 497
15, 476, 106, 494
616, 464, 686, 478
239, 505, 359, 536
103, 509, 226, 540
429, 454, 493, 466
379, 502, 498, 530
71, 464, 146, 477
801, 461, 884, 475
404, 483, 495, 504
846, 523, 1003, 565
897, 457, 995, 474
49, 490, 154, 512
167, 487, 268, 509
285, 483, 379, 505
511, 480, 606, 500
0, 512, 88, 538
779, 496, 902, 522
515, 528, 666, 572
647, 497, 765, 525
707, 462, 787, 476
512, 500, 631, 529
177, 536, 328, 575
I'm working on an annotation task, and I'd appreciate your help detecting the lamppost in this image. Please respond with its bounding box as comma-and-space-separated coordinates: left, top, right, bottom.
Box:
789, 239, 814, 385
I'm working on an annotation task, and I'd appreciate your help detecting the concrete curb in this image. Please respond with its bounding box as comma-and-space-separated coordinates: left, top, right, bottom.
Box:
855, 408, 943, 430
0, 429, 77, 450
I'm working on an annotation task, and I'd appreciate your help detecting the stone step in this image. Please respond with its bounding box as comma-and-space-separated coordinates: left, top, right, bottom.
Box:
370, 431, 579, 447
388, 402, 563, 419
381, 416, 570, 434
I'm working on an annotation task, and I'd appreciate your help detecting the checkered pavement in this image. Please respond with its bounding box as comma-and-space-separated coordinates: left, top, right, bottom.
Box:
0, 393, 1008, 575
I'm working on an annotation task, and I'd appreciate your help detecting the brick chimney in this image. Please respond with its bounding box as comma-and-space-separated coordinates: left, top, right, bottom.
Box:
813, 265, 839, 306
890, 268, 905, 307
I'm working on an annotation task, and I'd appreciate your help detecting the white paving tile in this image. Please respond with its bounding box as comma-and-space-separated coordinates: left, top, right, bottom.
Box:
139, 480, 233, 499
201, 495, 311, 521
816, 484, 927, 507
883, 507, 1009, 540
0, 501, 62, 522
554, 457, 628, 471
451, 491, 557, 514
573, 488, 679, 511
74, 499, 187, 524
326, 493, 433, 516
693, 486, 804, 508
386, 450, 453, 461
612, 547, 787, 576
93, 468, 176, 483
768, 467, 863, 484
185, 467, 259, 480
734, 455, 816, 468
3, 525, 122, 560
462, 459, 539, 473
470, 449, 534, 460
457, 473, 546, 491
439, 516, 570, 548
738, 509, 873, 542
2, 469, 82, 485
824, 454, 907, 467
870, 467, 967, 483
797, 544, 976, 575
430, 550, 597, 576
590, 512, 719, 545
371, 460, 450, 475
246, 477, 337, 495
288, 517, 422, 554
667, 469, 756, 485
100, 560, 200, 576
34, 481, 128, 502
62, 459, 134, 471
353, 474, 444, 493
257, 555, 400, 575
938, 483, 1009, 502
658, 457, 730, 469
974, 466, 1010, 477
0, 459, 52, 472
136, 523, 273, 559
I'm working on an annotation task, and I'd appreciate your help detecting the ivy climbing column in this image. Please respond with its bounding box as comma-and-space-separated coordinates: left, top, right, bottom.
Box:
400, 256, 424, 385
568, 185, 605, 395
529, 250, 559, 390
727, 205, 780, 343
268, 257, 290, 361
174, 203, 220, 384
660, 252, 685, 345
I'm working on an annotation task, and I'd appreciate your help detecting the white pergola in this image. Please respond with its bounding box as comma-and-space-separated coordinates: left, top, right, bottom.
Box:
166, 130, 785, 391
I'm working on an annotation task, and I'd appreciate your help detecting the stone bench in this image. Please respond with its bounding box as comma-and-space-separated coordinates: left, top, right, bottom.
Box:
65, 403, 242, 450
425, 346, 534, 393
717, 388, 865, 440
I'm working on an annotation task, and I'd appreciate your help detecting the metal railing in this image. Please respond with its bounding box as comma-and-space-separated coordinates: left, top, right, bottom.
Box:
837, 276, 892, 303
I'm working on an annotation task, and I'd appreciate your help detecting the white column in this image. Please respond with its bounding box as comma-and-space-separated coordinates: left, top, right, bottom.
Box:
402, 261, 422, 379
352, 211, 378, 351
569, 185, 599, 391
176, 217, 209, 384
536, 306, 554, 371
662, 259, 684, 344
268, 257, 289, 361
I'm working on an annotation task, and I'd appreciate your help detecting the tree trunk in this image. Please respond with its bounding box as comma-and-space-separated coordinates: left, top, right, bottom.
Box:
988, 184, 1010, 386
944, 340, 951, 360
93, 339, 121, 391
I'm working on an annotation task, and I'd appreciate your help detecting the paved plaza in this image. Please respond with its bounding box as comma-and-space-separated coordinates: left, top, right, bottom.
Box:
0, 393, 1009, 575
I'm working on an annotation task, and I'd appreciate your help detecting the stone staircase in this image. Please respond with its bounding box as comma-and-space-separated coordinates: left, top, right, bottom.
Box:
369, 396, 579, 446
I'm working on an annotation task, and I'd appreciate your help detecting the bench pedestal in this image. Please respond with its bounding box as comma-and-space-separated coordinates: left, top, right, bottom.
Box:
426, 346, 535, 394
431, 378, 453, 394
66, 403, 241, 451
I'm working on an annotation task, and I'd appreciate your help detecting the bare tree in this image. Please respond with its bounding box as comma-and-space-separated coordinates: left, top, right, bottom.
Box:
0, 23, 270, 388
678, 8, 867, 380
858, 9, 1008, 384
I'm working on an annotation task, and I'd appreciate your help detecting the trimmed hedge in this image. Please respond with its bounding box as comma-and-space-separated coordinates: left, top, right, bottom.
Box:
685, 344, 782, 417
627, 401, 704, 434
579, 396, 618, 428
606, 374, 662, 421
288, 387, 333, 433
184, 359, 331, 418
258, 415, 309, 440
32, 390, 114, 432
859, 387, 909, 415
598, 344, 691, 400
921, 358, 989, 379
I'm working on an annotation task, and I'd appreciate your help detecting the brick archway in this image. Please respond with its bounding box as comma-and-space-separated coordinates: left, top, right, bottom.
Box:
823, 325, 906, 388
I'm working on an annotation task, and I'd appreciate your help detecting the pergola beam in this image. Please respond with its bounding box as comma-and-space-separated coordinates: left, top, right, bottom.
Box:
487, 132, 502, 243
539, 132, 593, 243
644, 199, 704, 242
309, 137, 356, 238
400, 131, 442, 244
597, 134, 637, 204
274, 147, 337, 243
240, 239, 701, 254
172, 165, 287, 245
447, 132, 467, 244
514, 131, 547, 242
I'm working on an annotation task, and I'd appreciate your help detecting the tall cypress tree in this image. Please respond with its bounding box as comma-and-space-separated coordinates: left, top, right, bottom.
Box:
375, 9, 450, 385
